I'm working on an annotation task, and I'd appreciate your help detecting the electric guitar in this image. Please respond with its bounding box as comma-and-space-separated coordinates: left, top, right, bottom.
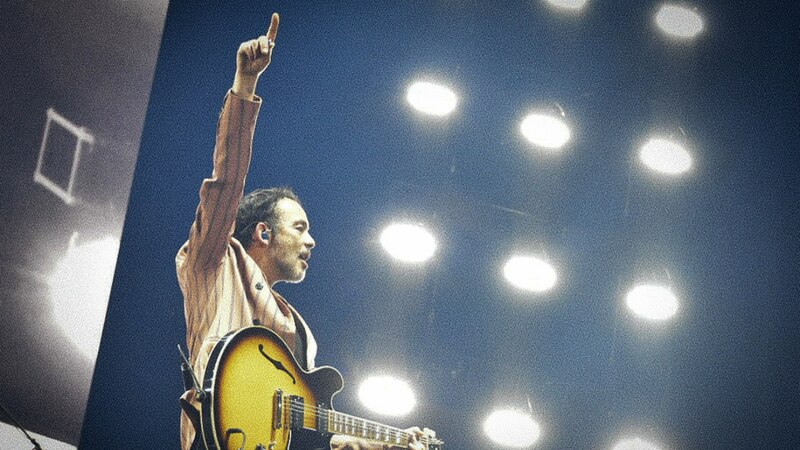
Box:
199, 326, 444, 450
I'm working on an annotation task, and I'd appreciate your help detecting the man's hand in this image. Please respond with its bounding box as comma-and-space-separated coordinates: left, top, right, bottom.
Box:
405, 426, 437, 450
232, 12, 280, 99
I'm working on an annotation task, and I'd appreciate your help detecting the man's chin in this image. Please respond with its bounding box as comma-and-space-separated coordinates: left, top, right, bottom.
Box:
286, 271, 306, 284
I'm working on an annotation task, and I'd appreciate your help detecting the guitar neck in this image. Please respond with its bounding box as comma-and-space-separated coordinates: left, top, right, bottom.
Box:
290, 399, 443, 449
328, 410, 413, 447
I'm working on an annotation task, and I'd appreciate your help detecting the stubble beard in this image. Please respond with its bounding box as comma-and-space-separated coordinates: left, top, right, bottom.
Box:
277, 257, 306, 284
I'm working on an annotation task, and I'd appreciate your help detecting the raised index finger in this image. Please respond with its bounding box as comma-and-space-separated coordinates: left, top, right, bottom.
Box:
266, 12, 280, 42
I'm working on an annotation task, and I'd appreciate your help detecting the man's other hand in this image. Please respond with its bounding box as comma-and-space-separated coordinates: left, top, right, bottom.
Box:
232, 12, 280, 98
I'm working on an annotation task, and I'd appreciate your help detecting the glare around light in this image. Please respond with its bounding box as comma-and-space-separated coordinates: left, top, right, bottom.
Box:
358, 376, 416, 417
50, 235, 120, 360
612, 436, 664, 450
380, 223, 437, 263
626, 284, 679, 321
543, 0, 589, 11
639, 137, 692, 175
406, 81, 458, 116
483, 409, 542, 448
520, 113, 571, 150
503, 255, 558, 292
655, 4, 704, 39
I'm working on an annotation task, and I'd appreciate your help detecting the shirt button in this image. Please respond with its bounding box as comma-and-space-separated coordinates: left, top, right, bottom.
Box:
255, 282, 264, 290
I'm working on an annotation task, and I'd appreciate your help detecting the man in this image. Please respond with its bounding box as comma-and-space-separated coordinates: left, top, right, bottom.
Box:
176, 13, 432, 450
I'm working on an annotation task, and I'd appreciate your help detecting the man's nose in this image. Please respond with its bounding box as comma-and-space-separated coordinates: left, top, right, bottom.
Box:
304, 232, 315, 249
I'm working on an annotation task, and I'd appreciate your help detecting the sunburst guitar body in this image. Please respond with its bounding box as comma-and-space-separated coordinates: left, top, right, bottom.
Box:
199, 326, 443, 450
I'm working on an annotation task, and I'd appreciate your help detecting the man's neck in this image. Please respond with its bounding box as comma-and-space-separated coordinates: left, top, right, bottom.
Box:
246, 246, 279, 287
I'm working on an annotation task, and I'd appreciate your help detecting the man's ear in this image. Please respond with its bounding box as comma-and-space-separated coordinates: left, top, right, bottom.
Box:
253, 222, 272, 245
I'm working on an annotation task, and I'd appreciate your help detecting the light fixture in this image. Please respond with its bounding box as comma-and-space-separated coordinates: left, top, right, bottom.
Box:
639, 137, 692, 175
406, 81, 458, 116
50, 234, 120, 360
483, 409, 542, 448
380, 223, 437, 263
543, 0, 590, 12
520, 113, 571, 150
625, 284, 679, 321
358, 375, 416, 416
503, 255, 558, 292
655, 4, 704, 39
611, 436, 664, 450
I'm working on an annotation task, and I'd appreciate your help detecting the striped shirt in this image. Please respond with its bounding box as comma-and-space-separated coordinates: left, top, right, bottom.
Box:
176, 91, 317, 449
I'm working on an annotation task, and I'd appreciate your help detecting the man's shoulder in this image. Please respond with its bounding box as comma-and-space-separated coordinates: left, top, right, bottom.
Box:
175, 237, 250, 272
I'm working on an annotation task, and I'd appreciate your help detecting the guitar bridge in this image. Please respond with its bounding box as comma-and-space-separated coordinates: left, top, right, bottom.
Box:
274, 389, 283, 429
274, 391, 307, 431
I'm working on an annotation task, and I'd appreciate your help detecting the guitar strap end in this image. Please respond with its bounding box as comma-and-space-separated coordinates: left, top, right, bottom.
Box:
178, 344, 206, 400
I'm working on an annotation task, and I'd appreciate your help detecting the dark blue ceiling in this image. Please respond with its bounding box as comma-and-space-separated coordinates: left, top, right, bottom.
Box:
81, 1, 799, 448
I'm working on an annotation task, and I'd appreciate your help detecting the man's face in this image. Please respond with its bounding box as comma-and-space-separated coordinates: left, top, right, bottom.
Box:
266, 198, 315, 284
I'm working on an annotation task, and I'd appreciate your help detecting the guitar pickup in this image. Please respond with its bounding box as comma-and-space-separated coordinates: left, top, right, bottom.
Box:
289, 395, 304, 430
273, 390, 307, 431
316, 402, 331, 437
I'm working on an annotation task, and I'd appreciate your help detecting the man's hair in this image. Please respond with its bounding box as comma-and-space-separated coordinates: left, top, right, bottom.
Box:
234, 187, 301, 249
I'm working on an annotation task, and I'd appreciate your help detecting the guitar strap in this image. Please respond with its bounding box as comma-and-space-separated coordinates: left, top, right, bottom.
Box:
293, 314, 308, 370
179, 397, 202, 449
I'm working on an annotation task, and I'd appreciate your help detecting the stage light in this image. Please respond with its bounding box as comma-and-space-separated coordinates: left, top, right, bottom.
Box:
380, 223, 437, 263
483, 409, 542, 448
49, 234, 120, 360
543, 0, 589, 12
655, 4, 704, 39
406, 81, 458, 116
639, 137, 692, 175
0, 423, 74, 450
503, 255, 558, 292
358, 375, 416, 416
612, 436, 663, 450
625, 284, 679, 321
520, 113, 571, 150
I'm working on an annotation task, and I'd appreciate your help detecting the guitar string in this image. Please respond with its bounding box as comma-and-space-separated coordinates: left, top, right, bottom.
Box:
282, 406, 434, 445
280, 400, 441, 445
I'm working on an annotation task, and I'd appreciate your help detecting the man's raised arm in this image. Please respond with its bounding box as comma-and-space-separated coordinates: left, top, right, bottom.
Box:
181, 13, 280, 271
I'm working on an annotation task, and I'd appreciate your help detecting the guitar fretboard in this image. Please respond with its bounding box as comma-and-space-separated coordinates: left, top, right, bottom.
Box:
284, 398, 443, 448
328, 410, 411, 446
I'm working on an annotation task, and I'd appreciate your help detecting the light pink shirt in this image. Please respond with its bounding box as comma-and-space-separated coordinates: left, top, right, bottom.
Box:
176, 91, 317, 449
